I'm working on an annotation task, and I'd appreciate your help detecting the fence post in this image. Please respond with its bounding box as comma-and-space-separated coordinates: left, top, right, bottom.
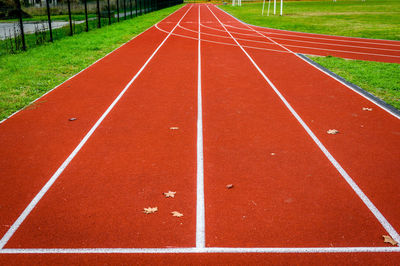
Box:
107, 0, 111, 25
84, 0, 89, 31
15, 0, 26, 50
45, 0, 53, 42
96, 0, 101, 28
67, 0, 73, 36
124, 0, 127, 19
117, 0, 120, 22
129, 0, 133, 18
135, 0, 138, 16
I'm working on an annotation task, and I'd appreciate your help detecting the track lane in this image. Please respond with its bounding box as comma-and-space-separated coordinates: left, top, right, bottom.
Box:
201, 4, 396, 248
1, 5, 198, 249
0, 6, 191, 241
208, 4, 400, 243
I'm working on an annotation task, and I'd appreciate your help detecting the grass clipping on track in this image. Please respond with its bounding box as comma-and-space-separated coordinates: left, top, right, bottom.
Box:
309, 55, 400, 111
0, 4, 184, 121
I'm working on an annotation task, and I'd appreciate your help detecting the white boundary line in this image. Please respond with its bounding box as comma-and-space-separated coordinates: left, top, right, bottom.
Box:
160, 22, 400, 63
224, 22, 400, 47
0, 247, 399, 254
0, 4, 193, 250
201, 23, 400, 53
216, 6, 400, 120
207, 5, 400, 246
184, 24, 400, 59
196, 4, 206, 249
0, 5, 185, 125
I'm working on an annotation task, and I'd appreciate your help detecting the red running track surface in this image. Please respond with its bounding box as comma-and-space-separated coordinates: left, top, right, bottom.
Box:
0, 3, 399, 265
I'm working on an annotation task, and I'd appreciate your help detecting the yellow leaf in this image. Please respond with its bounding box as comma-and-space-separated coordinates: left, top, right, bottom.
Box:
163, 191, 176, 198
382, 235, 398, 246
327, 129, 339, 134
171, 211, 183, 217
143, 207, 158, 214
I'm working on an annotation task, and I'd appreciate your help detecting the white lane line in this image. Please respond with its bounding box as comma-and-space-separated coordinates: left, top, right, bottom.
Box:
0, 6, 186, 126
181, 23, 400, 60
0, 5, 193, 250
202, 23, 400, 53
207, 5, 400, 246
161, 23, 400, 63
156, 23, 293, 54
0, 247, 399, 254
196, 3, 206, 249
224, 23, 400, 47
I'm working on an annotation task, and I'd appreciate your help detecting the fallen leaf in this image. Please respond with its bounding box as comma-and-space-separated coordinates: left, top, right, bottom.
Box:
163, 191, 176, 198
69, 118, 77, 121
362, 107, 373, 111
171, 211, 183, 217
170, 127, 179, 130
143, 207, 158, 214
382, 235, 398, 246
226, 184, 234, 189
327, 129, 339, 134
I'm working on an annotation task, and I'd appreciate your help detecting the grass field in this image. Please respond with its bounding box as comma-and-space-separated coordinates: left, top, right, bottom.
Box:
220, 0, 400, 40
310, 56, 400, 110
0, 4, 183, 121
221, 0, 400, 110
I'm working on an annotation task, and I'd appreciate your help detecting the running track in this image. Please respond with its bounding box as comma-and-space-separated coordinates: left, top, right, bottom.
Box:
0, 4, 399, 265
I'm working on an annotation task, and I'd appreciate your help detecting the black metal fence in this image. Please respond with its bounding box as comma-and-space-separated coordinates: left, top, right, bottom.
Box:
0, 0, 183, 55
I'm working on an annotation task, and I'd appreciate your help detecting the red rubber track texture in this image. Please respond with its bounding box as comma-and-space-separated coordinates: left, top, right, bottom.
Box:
0, 22, 176, 237
0, 3, 399, 265
2, 5, 197, 249
201, 4, 399, 249
0, 252, 400, 265
208, 4, 400, 235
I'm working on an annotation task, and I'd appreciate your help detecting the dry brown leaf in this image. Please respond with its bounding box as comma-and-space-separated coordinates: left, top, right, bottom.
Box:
362, 107, 373, 111
163, 191, 176, 198
382, 235, 398, 246
143, 207, 158, 214
226, 184, 234, 189
171, 211, 183, 217
327, 129, 339, 134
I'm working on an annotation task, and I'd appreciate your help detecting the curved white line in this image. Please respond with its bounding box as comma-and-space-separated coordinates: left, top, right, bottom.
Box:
225, 23, 400, 48
181, 23, 400, 59
199, 23, 400, 53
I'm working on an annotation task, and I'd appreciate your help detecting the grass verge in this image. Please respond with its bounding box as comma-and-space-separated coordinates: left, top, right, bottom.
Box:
220, 0, 400, 40
0, 4, 183, 121
309, 55, 400, 110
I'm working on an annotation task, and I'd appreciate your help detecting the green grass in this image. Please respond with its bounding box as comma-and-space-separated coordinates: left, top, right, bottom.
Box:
0, 5, 183, 121
309, 55, 400, 110
220, 0, 400, 40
